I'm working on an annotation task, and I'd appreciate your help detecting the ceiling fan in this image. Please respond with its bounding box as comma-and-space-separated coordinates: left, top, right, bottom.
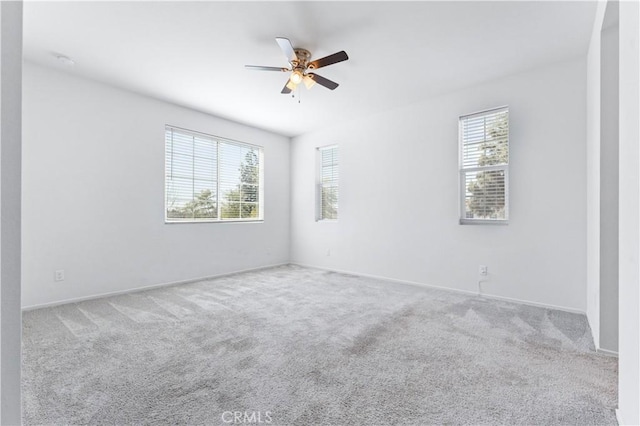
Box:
245, 37, 349, 94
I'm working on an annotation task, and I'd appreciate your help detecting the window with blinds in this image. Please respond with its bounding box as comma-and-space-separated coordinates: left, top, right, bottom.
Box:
317, 145, 339, 221
165, 126, 263, 223
459, 107, 509, 224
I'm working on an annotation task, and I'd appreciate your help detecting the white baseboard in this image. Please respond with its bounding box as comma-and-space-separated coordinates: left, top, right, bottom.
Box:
477, 292, 586, 315
26, 261, 588, 318
291, 262, 586, 316
22, 262, 290, 311
596, 347, 619, 357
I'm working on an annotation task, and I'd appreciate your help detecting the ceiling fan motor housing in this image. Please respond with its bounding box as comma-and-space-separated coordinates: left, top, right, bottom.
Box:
293, 48, 312, 70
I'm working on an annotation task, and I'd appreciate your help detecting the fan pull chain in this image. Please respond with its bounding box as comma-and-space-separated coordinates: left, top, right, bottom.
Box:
291, 85, 302, 104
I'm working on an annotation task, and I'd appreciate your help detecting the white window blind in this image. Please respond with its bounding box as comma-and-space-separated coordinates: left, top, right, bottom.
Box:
317, 145, 338, 220
459, 107, 509, 224
165, 126, 263, 222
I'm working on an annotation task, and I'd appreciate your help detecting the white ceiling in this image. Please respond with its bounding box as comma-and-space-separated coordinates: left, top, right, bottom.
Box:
23, 1, 597, 137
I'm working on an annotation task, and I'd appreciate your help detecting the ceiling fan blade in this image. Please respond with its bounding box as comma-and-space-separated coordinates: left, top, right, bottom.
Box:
281, 81, 293, 94
308, 51, 349, 70
275, 37, 298, 63
245, 65, 289, 72
308, 73, 339, 90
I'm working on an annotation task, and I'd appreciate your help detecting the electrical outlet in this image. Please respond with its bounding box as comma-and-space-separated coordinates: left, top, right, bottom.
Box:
55, 269, 65, 282
326, 249, 331, 257
479, 265, 488, 276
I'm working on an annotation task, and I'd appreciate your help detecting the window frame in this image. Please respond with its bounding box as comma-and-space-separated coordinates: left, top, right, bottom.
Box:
458, 106, 510, 225
316, 144, 339, 222
164, 125, 264, 224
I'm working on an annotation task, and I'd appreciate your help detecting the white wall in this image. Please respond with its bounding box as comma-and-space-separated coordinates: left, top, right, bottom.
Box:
617, 0, 640, 423
291, 58, 587, 312
22, 63, 291, 308
600, 2, 620, 353
586, 0, 606, 349
0, 2, 23, 423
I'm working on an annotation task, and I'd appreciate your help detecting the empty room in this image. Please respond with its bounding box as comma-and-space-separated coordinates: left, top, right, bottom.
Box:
0, 0, 638, 424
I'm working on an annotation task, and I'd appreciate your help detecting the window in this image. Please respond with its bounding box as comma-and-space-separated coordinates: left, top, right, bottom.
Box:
165, 126, 263, 223
317, 145, 338, 221
459, 106, 509, 224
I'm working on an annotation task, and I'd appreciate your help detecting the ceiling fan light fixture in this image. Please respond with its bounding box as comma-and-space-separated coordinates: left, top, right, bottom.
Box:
303, 75, 316, 90
289, 70, 304, 85
286, 80, 297, 91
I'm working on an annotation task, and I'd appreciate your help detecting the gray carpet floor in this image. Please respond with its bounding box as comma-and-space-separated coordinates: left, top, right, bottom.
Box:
22, 265, 617, 425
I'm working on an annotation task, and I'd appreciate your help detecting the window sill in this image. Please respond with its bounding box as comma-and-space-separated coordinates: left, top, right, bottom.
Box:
165, 219, 264, 225
459, 219, 509, 225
